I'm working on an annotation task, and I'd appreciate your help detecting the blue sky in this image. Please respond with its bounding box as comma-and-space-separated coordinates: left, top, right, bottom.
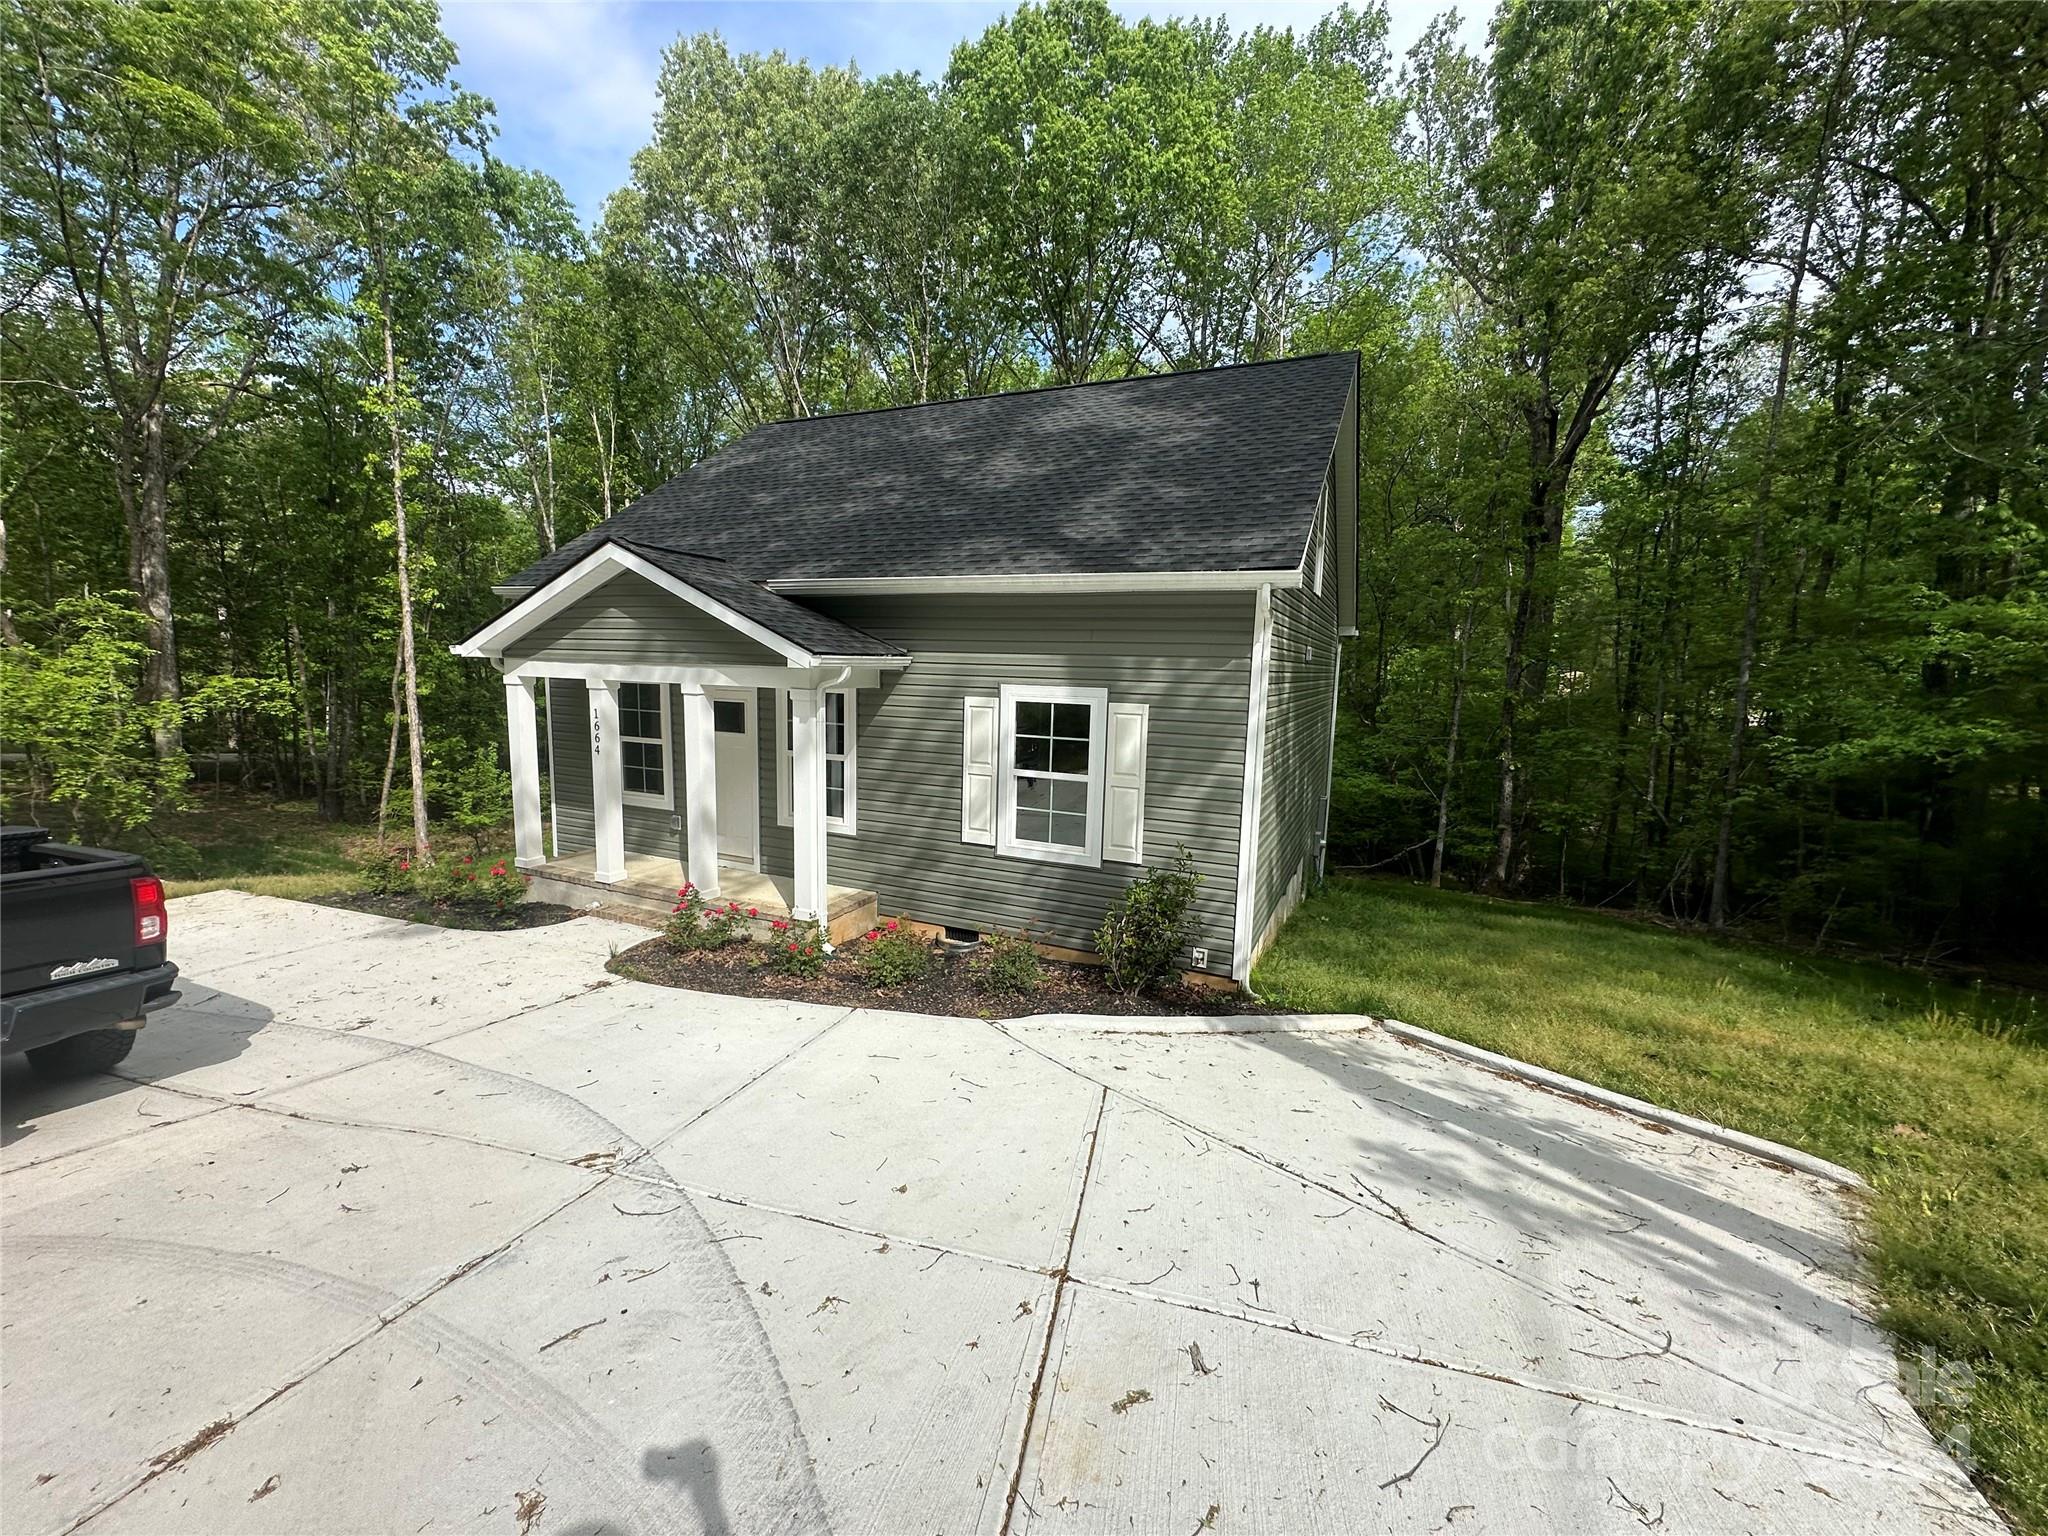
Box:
438, 0, 1482, 224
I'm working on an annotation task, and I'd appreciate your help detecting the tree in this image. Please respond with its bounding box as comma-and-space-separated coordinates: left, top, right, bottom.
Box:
1161, 7, 1408, 368
630, 36, 860, 421
1408, 0, 1768, 889
323, 3, 497, 858
947, 0, 1210, 383
2, 0, 338, 755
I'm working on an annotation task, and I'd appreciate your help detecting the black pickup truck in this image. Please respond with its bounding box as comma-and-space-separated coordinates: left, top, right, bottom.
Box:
1, 826, 179, 1078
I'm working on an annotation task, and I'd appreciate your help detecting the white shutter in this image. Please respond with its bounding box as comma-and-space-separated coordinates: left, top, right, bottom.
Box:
961, 695, 998, 846
1103, 701, 1148, 865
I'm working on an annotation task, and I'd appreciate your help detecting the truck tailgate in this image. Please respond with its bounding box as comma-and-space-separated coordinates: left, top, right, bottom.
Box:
0, 845, 148, 999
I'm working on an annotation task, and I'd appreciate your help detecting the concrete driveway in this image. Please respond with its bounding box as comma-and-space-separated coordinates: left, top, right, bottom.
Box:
0, 892, 2000, 1536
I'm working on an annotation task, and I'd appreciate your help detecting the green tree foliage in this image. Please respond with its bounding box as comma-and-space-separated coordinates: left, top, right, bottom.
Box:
0, 593, 280, 838
1341, 0, 2047, 966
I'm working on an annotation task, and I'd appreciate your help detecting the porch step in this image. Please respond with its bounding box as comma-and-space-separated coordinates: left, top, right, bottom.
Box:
525, 855, 877, 947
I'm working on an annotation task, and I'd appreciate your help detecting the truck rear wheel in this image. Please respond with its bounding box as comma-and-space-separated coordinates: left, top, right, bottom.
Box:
25, 1027, 137, 1080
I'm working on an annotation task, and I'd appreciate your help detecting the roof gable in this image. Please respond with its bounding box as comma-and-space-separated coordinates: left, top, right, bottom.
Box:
455, 542, 905, 663
503, 353, 1358, 594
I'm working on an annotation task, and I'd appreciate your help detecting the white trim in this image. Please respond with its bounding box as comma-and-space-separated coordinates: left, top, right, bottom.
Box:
705, 685, 761, 873
679, 685, 721, 899
1311, 483, 1329, 599
765, 569, 1303, 596
789, 686, 828, 921
502, 660, 889, 691
589, 681, 626, 884
455, 541, 819, 664
616, 680, 674, 811
504, 676, 544, 868
995, 684, 1109, 868
1231, 585, 1274, 984
774, 686, 856, 835
543, 678, 559, 860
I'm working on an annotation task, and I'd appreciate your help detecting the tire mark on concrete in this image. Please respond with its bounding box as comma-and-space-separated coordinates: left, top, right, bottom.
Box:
15, 1000, 840, 1532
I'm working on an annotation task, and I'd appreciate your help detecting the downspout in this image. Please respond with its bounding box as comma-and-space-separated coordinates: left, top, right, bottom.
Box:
1231, 585, 1275, 987
1319, 642, 1343, 879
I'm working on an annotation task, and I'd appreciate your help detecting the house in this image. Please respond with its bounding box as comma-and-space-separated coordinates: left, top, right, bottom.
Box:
454, 352, 1358, 984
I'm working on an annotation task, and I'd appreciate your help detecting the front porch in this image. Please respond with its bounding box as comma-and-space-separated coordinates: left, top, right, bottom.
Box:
456, 538, 911, 949
528, 850, 879, 946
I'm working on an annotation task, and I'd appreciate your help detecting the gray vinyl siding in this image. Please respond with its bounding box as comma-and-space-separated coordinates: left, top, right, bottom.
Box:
804, 593, 1252, 974
507, 570, 784, 668
544, 677, 687, 865
1253, 478, 1340, 948
534, 589, 1259, 976
758, 688, 794, 878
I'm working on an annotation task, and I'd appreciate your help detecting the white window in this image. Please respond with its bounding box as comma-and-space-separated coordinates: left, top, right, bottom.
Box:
617, 682, 672, 809
776, 688, 856, 834
996, 684, 1107, 867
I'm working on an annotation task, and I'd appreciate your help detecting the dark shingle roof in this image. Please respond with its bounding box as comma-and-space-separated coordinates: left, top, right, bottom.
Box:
612, 541, 904, 659
503, 353, 1357, 592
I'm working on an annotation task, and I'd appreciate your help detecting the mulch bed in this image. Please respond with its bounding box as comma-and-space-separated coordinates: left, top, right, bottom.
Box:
606, 934, 1275, 1019
319, 891, 585, 931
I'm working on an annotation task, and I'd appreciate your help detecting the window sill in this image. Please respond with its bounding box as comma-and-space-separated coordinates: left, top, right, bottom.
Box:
996, 839, 1099, 870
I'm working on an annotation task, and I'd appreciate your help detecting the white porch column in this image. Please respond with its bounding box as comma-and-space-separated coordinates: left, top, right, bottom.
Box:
680, 685, 721, 900
589, 680, 626, 884
789, 685, 828, 924
504, 675, 543, 869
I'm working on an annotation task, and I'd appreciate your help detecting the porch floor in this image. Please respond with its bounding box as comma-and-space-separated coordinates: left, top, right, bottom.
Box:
529, 850, 878, 944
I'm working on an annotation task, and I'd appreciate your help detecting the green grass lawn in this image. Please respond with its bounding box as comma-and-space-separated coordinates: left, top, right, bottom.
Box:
1253, 875, 2047, 1532
141, 791, 369, 899
133, 788, 511, 901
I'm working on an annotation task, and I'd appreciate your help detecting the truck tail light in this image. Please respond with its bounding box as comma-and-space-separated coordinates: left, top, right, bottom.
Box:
132, 876, 167, 946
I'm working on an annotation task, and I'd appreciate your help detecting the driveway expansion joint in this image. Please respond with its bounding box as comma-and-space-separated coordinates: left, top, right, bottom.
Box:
1000, 1084, 1107, 1536
990, 1018, 1901, 1465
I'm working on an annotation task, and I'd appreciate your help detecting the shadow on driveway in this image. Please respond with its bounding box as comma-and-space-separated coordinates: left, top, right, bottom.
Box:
1, 990, 270, 1152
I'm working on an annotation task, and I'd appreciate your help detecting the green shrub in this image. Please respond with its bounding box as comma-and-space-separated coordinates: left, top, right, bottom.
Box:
971, 928, 1044, 995
765, 918, 826, 979
1094, 845, 1203, 995
853, 918, 935, 989
357, 849, 413, 896
431, 742, 513, 855
413, 852, 526, 910
667, 883, 749, 950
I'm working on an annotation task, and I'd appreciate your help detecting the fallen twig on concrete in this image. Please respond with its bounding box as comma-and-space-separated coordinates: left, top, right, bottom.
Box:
537, 1318, 606, 1353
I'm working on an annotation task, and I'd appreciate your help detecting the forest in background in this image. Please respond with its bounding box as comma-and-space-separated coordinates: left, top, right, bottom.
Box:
2, 0, 2043, 963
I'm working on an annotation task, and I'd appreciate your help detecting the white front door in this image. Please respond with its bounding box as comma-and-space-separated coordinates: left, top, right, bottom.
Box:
708, 689, 758, 868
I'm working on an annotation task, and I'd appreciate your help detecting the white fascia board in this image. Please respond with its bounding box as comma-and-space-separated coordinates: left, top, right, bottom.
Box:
764, 569, 1303, 596
456, 542, 817, 666
502, 659, 890, 692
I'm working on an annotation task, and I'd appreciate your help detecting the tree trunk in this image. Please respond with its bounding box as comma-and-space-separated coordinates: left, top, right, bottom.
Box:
130, 398, 184, 759
381, 288, 433, 860
375, 640, 402, 848
1432, 605, 1473, 889
1709, 15, 1855, 927
591, 406, 614, 524
1492, 415, 1562, 889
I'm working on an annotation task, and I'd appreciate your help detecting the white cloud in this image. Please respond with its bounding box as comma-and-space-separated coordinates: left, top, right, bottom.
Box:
441, 0, 665, 217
